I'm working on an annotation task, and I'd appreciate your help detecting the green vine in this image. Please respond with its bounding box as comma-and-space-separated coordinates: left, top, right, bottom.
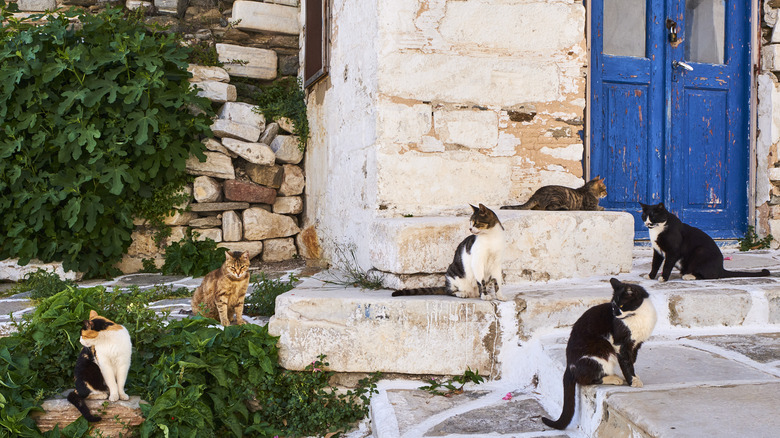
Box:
0, 6, 214, 278
254, 77, 309, 151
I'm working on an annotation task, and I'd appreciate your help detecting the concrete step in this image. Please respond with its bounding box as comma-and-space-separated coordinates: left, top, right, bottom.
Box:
533, 334, 780, 436
370, 210, 634, 289
269, 249, 780, 376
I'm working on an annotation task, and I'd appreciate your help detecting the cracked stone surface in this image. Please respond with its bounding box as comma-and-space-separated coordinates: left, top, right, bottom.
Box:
425, 396, 549, 436
695, 333, 780, 364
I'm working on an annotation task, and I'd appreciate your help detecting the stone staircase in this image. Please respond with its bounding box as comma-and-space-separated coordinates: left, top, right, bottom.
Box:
269, 248, 780, 437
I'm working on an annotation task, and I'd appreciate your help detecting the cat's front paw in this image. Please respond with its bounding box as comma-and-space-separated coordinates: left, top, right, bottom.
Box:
630, 376, 643, 388
119, 392, 129, 401
235, 318, 246, 325
642, 273, 653, 280
480, 293, 496, 301
109, 393, 119, 402
657, 277, 666, 283
682, 274, 697, 281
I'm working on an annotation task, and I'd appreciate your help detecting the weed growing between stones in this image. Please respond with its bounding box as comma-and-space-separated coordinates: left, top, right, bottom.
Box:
160, 231, 228, 277
738, 226, 773, 251
254, 77, 309, 151
325, 245, 385, 290
419, 368, 485, 397
7, 268, 77, 301
244, 273, 299, 317
0, 286, 380, 437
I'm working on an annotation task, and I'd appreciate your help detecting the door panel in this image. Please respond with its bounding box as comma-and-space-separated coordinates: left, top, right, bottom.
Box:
591, 0, 750, 239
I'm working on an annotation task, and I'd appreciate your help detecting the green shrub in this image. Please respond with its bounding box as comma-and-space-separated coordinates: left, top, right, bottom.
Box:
254, 77, 309, 151
0, 6, 214, 278
738, 226, 773, 251
244, 273, 298, 317
7, 268, 77, 301
161, 231, 228, 277
0, 285, 379, 437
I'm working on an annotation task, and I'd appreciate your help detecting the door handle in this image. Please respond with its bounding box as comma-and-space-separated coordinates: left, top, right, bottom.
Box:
673, 60, 694, 71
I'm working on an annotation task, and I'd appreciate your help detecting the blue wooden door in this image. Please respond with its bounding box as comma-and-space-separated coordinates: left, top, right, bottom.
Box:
591, 0, 751, 239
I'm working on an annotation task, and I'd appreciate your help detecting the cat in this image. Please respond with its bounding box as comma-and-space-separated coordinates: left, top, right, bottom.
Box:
501, 176, 607, 211
640, 202, 770, 282
68, 310, 133, 421
392, 204, 505, 300
191, 250, 251, 326
542, 278, 657, 430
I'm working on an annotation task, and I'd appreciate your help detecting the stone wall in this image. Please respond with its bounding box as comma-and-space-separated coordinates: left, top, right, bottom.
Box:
305, 0, 587, 268
760, 0, 780, 246
9, 0, 307, 274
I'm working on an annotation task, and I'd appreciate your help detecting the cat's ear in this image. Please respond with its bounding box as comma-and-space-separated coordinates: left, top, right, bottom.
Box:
240, 251, 250, 261
609, 278, 623, 290
89, 310, 99, 320
225, 251, 233, 261
658, 202, 665, 210
478, 203, 488, 212
470, 204, 479, 213
639, 202, 648, 209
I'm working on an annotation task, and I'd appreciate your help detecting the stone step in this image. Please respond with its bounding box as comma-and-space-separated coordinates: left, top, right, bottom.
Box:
533, 334, 780, 436
269, 250, 780, 376
370, 210, 634, 289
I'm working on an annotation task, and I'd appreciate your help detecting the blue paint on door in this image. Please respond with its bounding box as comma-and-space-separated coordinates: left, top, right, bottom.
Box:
590, 0, 751, 239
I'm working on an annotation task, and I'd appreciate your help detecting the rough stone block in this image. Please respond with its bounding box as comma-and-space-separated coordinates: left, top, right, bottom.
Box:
186, 152, 235, 179
296, 226, 322, 260
211, 119, 262, 142
273, 196, 303, 215
377, 102, 433, 144
216, 43, 278, 80
513, 286, 615, 340
434, 108, 499, 149
202, 138, 237, 157
233, 1, 300, 35
259, 122, 279, 145
277, 117, 295, 134
218, 102, 265, 130
246, 163, 284, 188
155, 0, 187, 16
189, 216, 222, 228
224, 180, 277, 204
188, 65, 230, 83
243, 207, 299, 240
192, 81, 237, 102
33, 395, 145, 436
278, 164, 305, 196
126, 0, 153, 11
194, 228, 222, 242
268, 278, 498, 374
221, 138, 275, 165
162, 210, 197, 226
0, 259, 82, 282
222, 210, 243, 241
18, 0, 56, 11
370, 211, 633, 285
668, 289, 752, 327
190, 202, 249, 212
262, 237, 297, 262
768, 287, 780, 324
193, 176, 223, 202
270, 135, 303, 164
218, 241, 263, 260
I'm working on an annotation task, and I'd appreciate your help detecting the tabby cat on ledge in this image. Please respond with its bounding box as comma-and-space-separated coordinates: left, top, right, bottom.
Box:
640, 202, 770, 281
392, 204, 506, 300
501, 176, 607, 211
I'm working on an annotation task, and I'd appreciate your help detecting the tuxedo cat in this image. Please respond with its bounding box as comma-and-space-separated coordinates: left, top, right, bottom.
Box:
68, 310, 132, 422
501, 176, 607, 211
640, 203, 770, 282
542, 278, 657, 430
392, 204, 505, 300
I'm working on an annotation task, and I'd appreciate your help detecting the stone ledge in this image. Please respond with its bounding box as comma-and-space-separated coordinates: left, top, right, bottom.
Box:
32, 395, 146, 437
370, 210, 634, 288
268, 277, 500, 375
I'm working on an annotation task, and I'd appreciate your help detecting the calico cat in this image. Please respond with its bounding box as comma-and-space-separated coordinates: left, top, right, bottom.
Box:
501, 176, 607, 211
68, 310, 133, 421
392, 204, 505, 300
542, 278, 657, 430
640, 202, 770, 282
191, 250, 251, 326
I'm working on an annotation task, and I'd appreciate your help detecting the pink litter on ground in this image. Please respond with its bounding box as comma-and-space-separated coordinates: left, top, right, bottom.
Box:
502, 392, 512, 400
724, 257, 732, 260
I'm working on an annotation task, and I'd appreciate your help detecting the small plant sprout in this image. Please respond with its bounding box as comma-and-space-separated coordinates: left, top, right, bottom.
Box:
419, 367, 485, 397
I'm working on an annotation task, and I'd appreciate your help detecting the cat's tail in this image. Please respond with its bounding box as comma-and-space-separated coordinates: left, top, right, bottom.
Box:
500, 200, 535, 210
67, 391, 102, 422
719, 268, 771, 278
541, 367, 576, 430
391, 287, 448, 296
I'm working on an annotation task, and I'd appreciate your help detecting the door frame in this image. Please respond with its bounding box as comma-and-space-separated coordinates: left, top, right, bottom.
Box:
583, 0, 760, 231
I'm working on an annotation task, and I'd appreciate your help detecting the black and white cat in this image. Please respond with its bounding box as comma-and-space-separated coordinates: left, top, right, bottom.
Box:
542, 278, 657, 430
67, 310, 132, 422
640, 203, 770, 282
392, 204, 505, 300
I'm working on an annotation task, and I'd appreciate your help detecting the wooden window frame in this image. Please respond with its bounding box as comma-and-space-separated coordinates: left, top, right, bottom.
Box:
304, 0, 329, 88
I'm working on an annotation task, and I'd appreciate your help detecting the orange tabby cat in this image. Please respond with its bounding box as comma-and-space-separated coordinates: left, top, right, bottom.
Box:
191, 251, 251, 326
